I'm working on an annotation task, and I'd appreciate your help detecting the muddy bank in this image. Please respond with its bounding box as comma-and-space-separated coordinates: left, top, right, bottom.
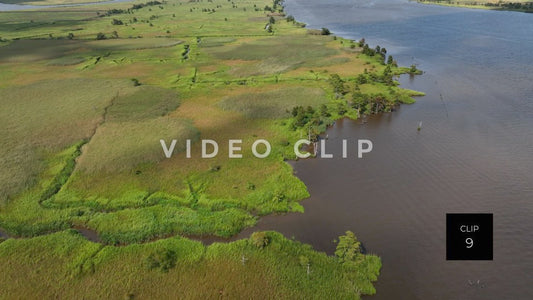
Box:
0, 228, 10, 239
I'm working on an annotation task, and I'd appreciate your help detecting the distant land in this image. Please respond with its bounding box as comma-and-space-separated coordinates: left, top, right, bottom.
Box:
0, 0, 109, 5
417, 0, 533, 12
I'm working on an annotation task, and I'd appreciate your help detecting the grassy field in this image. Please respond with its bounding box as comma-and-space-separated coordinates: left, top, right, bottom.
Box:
0, 230, 381, 299
218, 86, 327, 119
0, 0, 423, 297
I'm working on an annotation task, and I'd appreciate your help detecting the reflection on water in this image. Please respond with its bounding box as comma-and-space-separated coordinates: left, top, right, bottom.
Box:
238, 1, 533, 299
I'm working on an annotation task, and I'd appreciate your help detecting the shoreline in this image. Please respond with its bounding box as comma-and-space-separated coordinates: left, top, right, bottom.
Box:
416, 0, 533, 13
0, 0, 424, 247
0, 0, 423, 296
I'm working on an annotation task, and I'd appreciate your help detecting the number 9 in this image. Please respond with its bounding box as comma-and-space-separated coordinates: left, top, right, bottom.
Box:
466, 237, 474, 249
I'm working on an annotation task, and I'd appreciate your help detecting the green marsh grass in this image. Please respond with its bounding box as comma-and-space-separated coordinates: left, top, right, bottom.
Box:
0, 0, 426, 296
0, 78, 135, 203
219, 86, 327, 119
0, 230, 380, 299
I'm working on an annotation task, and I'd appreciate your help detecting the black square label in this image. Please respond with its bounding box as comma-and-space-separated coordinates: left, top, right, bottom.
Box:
446, 213, 493, 260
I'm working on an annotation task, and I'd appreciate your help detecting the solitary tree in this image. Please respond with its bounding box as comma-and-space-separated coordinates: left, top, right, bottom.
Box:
335, 231, 362, 263
387, 55, 394, 65
329, 74, 346, 95
409, 64, 419, 74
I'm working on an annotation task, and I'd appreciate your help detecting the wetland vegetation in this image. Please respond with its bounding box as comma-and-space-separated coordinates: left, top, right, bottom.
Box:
0, 0, 422, 297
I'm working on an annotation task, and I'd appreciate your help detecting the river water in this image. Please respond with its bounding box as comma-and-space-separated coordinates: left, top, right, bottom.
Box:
237, 1, 533, 299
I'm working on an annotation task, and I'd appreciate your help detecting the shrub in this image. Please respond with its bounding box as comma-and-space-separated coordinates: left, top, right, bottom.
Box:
131, 78, 141, 86
299, 255, 309, 267
96, 32, 106, 40
250, 232, 270, 249
112, 19, 124, 25
272, 191, 286, 203
145, 249, 177, 272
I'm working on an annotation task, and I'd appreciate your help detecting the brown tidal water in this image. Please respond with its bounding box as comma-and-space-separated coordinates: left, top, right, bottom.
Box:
235, 0, 533, 299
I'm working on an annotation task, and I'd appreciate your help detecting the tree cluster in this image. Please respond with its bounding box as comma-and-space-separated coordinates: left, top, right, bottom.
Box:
352, 92, 394, 115
289, 105, 332, 140
329, 74, 347, 96
103, 1, 162, 16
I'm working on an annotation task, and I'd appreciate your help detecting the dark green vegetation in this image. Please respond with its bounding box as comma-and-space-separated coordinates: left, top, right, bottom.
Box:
0, 0, 422, 297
